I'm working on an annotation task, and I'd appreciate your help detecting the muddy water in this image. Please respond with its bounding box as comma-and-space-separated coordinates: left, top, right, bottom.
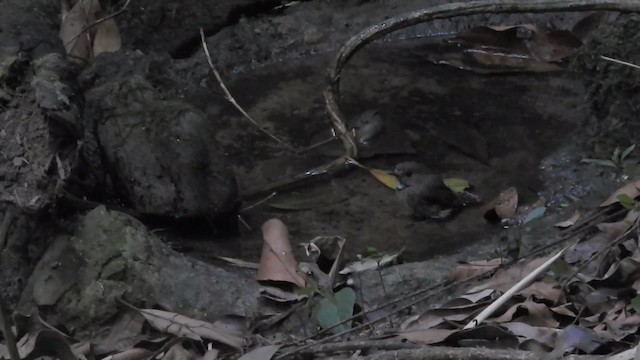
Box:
185, 36, 591, 264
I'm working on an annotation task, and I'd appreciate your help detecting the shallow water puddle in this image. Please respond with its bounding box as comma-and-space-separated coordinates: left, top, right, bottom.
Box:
193, 36, 590, 263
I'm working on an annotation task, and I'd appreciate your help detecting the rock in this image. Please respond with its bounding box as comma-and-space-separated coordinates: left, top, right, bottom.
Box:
19, 206, 259, 333
81, 51, 238, 218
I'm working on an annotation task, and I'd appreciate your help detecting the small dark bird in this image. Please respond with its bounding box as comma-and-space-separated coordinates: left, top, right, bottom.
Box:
394, 161, 463, 221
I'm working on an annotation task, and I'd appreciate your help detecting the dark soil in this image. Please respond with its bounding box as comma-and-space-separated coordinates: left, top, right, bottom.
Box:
1, 0, 639, 343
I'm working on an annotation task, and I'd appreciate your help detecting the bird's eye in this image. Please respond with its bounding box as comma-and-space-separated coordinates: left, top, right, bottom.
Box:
405, 171, 412, 177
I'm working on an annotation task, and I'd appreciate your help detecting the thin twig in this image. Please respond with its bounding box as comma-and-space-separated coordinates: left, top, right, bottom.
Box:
63, 0, 131, 49
199, 28, 297, 152
601, 55, 640, 70
240, 191, 277, 212
464, 241, 575, 329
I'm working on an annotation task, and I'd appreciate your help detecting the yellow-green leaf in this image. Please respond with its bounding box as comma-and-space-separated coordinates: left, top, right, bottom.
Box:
443, 177, 470, 193
369, 169, 397, 189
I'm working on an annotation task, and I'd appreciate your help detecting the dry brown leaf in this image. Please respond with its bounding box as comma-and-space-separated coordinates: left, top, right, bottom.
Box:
489, 299, 559, 327
596, 210, 640, 238
203, 348, 220, 360
59, 0, 101, 63
601, 178, 640, 206
518, 281, 561, 302
93, 17, 121, 56
469, 256, 549, 293
237, 345, 280, 360
554, 211, 581, 228
399, 328, 457, 345
450, 258, 504, 282
256, 219, 306, 287
449, 24, 581, 73
92, 310, 146, 355
139, 309, 244, 350
14, 330, 75, 360
163, 342, 196, 360
494, 187, 518, 219
110, 348, 153, 360
502, 322, 560, 345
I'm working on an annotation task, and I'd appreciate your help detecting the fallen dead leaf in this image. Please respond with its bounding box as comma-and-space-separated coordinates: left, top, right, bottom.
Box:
554, 211, 581, 228
488, 298, 559, 327
596, 210, 640, 239
445, 24, 582, 73
59, 0, 101, 63
256, 219, 306, 287
93, 16, 121, 56
450, 258, 505, 282
162, 342, 196, 360
469, 256, 550, 293
139, 309, 245, 349
110, 348, 153, 360
237, 345, 280, 360
601, 178, 640, 207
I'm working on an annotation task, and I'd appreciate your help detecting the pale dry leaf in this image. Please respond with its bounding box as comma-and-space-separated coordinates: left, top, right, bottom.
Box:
59, 0, 101, 62
554, 211, 581, 228
203, 348, 219, 360
601, 178, 640, 207
256, 219, 306, 287
597, 210, 640, 239
450, 258, 504, 282
163, 342, 195, 360
139, 309, 244, 350
93, 17, 121, 56
495, 187, 518, 219
237, 345, 280, 360
110, 348, 153, 360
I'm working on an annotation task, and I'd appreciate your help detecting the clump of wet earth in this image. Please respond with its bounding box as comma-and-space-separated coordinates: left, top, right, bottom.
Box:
0, 0, 639, 353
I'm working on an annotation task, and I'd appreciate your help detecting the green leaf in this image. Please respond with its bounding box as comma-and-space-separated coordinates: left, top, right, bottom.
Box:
625, 162, 638, 179
581, 158, 617, 168
312, 287, 356, 334
631, 296, 640, 313
296, 286, 317, 297
616, 194, 636, 209
621, 144, 636, 161
443, 177, 470, 193
612, 146, 621, 163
